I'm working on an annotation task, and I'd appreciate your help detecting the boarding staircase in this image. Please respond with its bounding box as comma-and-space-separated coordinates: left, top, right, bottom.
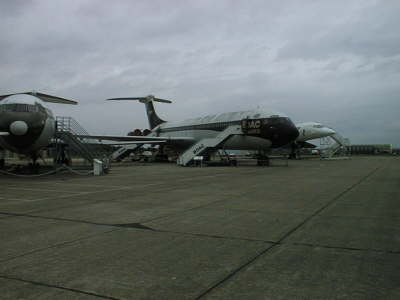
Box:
55, 117, 111, 165
112, 144, 143, 161
177, 125, 243, 166
320, 133, 350, 159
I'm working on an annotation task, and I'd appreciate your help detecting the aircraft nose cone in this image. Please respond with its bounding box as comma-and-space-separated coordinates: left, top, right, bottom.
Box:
9, 121, 28, 136
322, 128, 336, 136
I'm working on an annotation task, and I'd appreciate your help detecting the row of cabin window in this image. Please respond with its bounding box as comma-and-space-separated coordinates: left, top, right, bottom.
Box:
0, 104, 42, 113
163, 121, 238, 132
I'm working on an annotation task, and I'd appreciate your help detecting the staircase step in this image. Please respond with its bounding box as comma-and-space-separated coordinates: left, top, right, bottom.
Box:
177, 125, 243, 166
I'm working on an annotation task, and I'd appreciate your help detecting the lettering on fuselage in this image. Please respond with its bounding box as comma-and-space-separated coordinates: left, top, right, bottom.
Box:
241, 119, 262, 135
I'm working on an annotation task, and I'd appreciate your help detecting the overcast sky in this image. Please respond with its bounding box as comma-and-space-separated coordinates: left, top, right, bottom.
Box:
1, 0, 399, 146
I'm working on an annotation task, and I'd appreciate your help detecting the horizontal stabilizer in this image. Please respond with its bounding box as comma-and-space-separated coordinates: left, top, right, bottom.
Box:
107, 95, 172, 104
0, 91, 78, 105
0, 132, 10, 136
76, 135, 193, 143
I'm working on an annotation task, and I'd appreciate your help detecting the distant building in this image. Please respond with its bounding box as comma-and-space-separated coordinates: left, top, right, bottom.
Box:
349, 144, 393, 155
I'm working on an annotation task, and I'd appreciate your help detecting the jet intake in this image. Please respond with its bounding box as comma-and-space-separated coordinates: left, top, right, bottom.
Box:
128, 129, 143, 136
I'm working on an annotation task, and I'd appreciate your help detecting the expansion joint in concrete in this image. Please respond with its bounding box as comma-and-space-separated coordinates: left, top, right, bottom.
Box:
195, 166, 382, 299
0, 274, 122, 300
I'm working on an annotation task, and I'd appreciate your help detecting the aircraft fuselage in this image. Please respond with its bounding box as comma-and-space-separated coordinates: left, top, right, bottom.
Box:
153, 109, 299, 151
296, 122, 335, 142
0, 95, 55, 158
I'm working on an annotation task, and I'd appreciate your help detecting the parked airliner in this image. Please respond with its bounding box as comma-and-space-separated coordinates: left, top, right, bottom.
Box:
296, 122, 335, 142
289, 122, 336, 158
81, 95, 299, 165
0, 91, 77, 167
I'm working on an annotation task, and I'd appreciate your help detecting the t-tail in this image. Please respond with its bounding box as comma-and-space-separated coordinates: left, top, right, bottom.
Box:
107, 95, 171, 130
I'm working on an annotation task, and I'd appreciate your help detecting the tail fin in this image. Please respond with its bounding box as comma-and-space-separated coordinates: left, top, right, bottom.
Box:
107, 95, 171, 130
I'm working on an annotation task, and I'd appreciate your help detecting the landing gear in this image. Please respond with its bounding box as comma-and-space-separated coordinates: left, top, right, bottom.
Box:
219, 150, 237, 167
0, 149, 5, 169
28, 162, 40, 174
256, 150, 270, 166
29, 154, 40, 174
289, 142, 300, 159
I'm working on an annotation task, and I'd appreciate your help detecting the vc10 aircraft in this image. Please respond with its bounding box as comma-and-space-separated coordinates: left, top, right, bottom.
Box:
81, 95, 300, 165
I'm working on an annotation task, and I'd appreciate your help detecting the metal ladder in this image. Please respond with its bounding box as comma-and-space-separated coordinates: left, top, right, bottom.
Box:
55, 117, 110, 165
112, 144, 143, 161
177, 125, 243, 166
320, 133, 350, 159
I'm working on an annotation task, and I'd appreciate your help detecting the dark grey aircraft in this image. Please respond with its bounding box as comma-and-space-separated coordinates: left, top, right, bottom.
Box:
0, 91, 77, 167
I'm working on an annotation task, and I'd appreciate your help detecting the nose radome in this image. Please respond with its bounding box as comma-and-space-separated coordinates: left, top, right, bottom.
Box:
9, 121, 28, 136
323, 128, 336, 136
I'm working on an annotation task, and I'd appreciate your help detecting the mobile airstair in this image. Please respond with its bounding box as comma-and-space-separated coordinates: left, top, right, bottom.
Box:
112, 144, 143, 161
177, 125, 243, 166
320, 133, 350, 159
54, 117, 112, 169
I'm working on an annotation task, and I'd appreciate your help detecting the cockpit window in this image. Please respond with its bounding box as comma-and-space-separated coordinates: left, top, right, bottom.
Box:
313, 124, 324, 128
0, 104, 39, 112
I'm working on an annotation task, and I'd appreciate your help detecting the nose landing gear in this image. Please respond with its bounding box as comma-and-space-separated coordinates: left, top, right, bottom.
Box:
256, 150, 270, 166
289, 142, 304, 159
28, 154, 40, 174
0, 150, 5, 169
28, 162, 40, 173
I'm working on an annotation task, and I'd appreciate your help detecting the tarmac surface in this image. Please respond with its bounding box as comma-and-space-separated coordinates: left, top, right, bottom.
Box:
0, 156, 399, 299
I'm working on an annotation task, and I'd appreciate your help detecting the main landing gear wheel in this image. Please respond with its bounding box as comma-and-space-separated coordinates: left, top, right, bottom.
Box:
229, 159, 238, 166
28, 162, 40, 174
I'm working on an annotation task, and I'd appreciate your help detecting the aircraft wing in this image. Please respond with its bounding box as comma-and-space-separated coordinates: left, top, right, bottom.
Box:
76, 135, 194, 144
0, 132, 10, 136
283, 141, 317, 149
0, 91, 78, 105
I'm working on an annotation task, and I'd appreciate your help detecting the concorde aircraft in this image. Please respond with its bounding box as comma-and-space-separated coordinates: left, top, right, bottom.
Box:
296, 122, 335, 142
0, 91, 77, 167
80, 95, 299, 165
289, 122, 336, 158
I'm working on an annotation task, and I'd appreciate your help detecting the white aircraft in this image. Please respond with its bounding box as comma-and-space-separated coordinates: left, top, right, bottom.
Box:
289, 122, 336, 158
296, 122, 336, 142
0, 91, 77, 167
81, 95, 299, 165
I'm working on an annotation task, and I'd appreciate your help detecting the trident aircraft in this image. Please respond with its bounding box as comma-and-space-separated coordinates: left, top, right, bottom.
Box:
81, 95, 299, 165
0, 91, 77, 167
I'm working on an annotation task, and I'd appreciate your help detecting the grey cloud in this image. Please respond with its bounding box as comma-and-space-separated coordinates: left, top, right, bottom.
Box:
277, 1, 400, 60
1, 0, 399, 146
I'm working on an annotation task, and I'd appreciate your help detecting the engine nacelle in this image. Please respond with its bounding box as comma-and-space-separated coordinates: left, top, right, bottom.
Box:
128, 129, 143, 136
